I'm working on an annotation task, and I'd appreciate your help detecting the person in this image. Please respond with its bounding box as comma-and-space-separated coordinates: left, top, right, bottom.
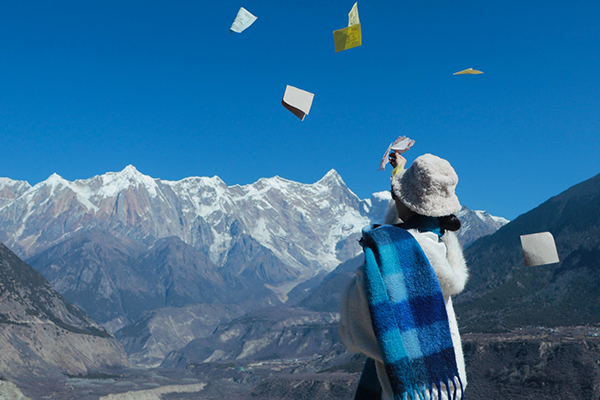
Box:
339, 153, 468, 400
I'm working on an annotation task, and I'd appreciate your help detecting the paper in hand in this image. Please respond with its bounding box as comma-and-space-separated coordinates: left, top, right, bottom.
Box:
230, 7, 257, 34
333, 3, 362, 53
453, 68, 484, 75
378, 136, 415, 171
520, 232, 560, 267
282, 85, 314, 121
390, 137, 415, 153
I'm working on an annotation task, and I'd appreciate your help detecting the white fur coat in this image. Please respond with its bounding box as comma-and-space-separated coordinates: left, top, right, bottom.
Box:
339, 222, 469, 400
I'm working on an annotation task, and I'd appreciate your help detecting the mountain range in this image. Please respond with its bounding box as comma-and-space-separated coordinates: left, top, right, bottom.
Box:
0, 166, 374, 328
18, 165, 600, 399
154, 170, 600, 399
0, 166, 368, 271
0, 166, 508, 370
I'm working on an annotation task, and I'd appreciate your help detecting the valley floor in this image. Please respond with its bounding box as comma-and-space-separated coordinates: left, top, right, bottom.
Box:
10, 326, 600, 400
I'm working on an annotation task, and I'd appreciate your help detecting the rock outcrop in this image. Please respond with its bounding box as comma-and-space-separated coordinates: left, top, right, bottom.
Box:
0, 241, 129, 394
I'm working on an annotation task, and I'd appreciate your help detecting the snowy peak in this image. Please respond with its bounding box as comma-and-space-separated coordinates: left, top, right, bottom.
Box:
0, 177, 31, 192
0, 178, 31, 209
458, 206, 510, 227
21, 173, 76, 204
367, 191, 394, 224
242, 175, 291, 193
122, 164, 140, 175
97, 165, 160, 198
474, 210, 509, 226
457, 206, 510, 248
46, 172, 65, 184
33, 173, 69, 193
316, 169, 344, 187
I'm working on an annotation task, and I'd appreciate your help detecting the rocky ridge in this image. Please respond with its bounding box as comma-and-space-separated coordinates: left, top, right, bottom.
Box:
455, 171, 600, 332
0, 241, 130, 394
115, 303, 245, 367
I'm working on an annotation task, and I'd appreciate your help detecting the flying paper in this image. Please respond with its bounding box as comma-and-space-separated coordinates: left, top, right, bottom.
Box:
333, 3, 362, 53
334, 25, 362, 52
520, 232, 560, 267
348, 2, 360, 26
453, 68, 484, 75
230, 7, 257, 34
282, 85, 314, 121
378, 136, 415, 171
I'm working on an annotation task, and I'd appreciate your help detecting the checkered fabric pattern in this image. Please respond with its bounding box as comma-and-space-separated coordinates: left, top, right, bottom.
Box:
357, 224, 463, 400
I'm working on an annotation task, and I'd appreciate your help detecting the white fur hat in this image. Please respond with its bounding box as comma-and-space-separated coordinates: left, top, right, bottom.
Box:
391, 153, 461, 217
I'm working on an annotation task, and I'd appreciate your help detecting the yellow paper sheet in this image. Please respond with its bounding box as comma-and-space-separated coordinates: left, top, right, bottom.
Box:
348, 3, 360, 26
453, 68, 484, 75
333, 24, 362, 53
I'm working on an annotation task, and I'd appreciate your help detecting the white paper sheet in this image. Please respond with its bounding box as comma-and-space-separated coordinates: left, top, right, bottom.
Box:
520, 232, 560, 267
230, 7, 257, 34
348, 3, 360, 27
282, 85, 314, 121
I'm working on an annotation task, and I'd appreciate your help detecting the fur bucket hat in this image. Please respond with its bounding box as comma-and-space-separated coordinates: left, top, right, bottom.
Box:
391, 153, 461, 217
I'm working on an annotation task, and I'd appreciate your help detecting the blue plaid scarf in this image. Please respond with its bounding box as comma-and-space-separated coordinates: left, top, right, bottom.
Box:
354, 224, 463, 400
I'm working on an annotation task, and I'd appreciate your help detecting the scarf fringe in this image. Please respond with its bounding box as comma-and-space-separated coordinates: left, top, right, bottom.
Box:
399, 377, 465, 400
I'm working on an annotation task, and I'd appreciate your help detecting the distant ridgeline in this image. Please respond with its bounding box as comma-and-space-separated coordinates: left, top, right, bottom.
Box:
455, 171, 600, 332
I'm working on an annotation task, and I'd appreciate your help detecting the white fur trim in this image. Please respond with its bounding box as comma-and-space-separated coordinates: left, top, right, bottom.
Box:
411, 230, 468, 296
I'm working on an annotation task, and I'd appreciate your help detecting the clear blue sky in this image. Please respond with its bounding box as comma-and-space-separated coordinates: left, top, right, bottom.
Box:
1, 0, 599, 220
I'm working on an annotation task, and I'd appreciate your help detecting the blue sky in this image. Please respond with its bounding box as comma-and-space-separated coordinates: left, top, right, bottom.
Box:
1, 0, 599, 220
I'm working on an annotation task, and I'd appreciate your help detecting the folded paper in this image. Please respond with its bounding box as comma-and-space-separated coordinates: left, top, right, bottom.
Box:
334, 24, 362, 52
520, 232, 560, 267
282, 85, 314, 121
230, 7, 257, 34
378, 136, 415, 171
334, 3, 362, 53
453, 68, 484, 75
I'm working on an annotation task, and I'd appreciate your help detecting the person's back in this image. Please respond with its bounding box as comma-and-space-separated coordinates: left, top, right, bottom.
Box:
339, 154, 468, 400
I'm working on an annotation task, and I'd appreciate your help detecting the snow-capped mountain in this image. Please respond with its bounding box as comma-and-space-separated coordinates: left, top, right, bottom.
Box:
457, 206, 510, 248
0, 178, 30, 208
0, 166, 370, 274
0, 166, 511, 369
0, 166, 508, 335
0, 166, 374, 328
